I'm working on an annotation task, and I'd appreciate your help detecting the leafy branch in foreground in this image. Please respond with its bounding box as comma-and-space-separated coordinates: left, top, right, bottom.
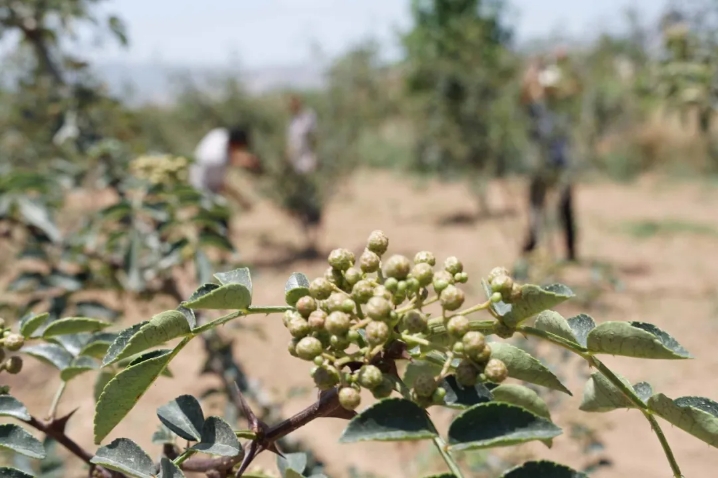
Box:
1, 230, 715, 477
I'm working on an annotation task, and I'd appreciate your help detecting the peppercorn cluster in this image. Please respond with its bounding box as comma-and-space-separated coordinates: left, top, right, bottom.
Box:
283, 230, 512, 412
0, 318, 24, 376
129, 154, 189, 185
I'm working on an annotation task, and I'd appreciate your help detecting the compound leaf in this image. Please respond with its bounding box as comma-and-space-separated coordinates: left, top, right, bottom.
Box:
91, 438, 154, 478
579, 372, 637, 412
339, 398, 437, 443
42, 317, 110, 338
566, 314, 596, 348
79, 333, 117, 359
182, 282, 251, 311
157, 395, 205, 442
21, 344, 73, 371
102, 322, 147, 366
285, 272, 310, 306
497, 284, 574, 327
491, 384, 551, 419
190, 416, 241, 457
586, 322, 691, 359
0, 424, 46, 459
534, 311, 576, 344
648, 394, 718, 447
19, 312, 49, 338
0, 396, 31, 421
60, 356, 99, 382
489, 342, 571, 395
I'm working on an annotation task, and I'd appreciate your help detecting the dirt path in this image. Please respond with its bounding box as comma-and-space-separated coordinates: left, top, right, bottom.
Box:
6, 171, 718, 477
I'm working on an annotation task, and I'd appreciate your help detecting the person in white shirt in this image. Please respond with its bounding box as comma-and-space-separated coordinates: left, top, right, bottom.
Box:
189, 125, 261, 211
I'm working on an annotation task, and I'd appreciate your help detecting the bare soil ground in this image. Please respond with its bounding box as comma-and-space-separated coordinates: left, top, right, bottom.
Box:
6, 170, 718, 477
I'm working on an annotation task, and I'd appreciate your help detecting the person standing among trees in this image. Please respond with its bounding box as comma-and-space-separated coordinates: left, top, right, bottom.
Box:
519, 47, 582, 262
283, 93, 323, 256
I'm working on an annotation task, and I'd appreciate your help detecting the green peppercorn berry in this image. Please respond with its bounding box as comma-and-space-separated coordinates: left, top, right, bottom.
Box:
405, 277, 420, 294
325, 293, 346, 312
488, 266, 510, 283
367, 230, 389, 255
433, 278, 449, 293
384, 255, 412, 280
325, 267, 345, 287
403, 310, 427, 334
434, 270, 454, 285
283, 310, 302, 327
397, 281, 407, 294
366, 296, 392, 320
325, 312, 351, 336
330, 334, 350, 351
341, 299, 356, 314
359, 249, 381, 273
372, 377, 395, 399
413, 373, 438, 398
288, 318, 311, 338
5, 356, 22, 375
474, 344, 492, 364
444, 256, 463, 275
347, 329, 360, 343
373, 285, 393, 300
352, 280, 374, 304
344, 267, 362, 286
414, 251, 436, 266
296, 296, 317, 318
313, 356, 325, 366
308, 310, 327, 331
490, 274, 513, 294
455, 359, 478, 387
462, 331, 486, 358
384, 277, 399, 292
440, 285, 465, 311
432, 386, 447, 404
346, 372, 357, 384
366, 320, 390, 346
490, 292, 503, 303
387, 310, 400, 328
315, 330, 333, 349
410, 263, 433, 287
447, 315, 470, 338
484, 358, 508, 383
452, 341, 465, 355
288, 339, 299, 357
310, 278, 333, 300
338, 387, 361, 411
312, 365, 340, 390
328, 248, 355, 271
357, 365, 383, 390
454, 272, 469, 283
411, 390, 433, 408
295, 336, 323, 361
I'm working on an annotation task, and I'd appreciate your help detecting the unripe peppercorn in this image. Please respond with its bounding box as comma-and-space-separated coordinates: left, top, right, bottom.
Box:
488, 267, 510, 283
403, 310, 428, 334
473, 344, 492, 364
338, 387, 361, 411
310, 278, 333, 300
308, 310, 327, 331
444, 256, 463, 275
359, 250, 381, 273
432, 387, 447, 404
328, 248, 355, 271
454, 272, 469, 284
352, 280, 374, 304
433, 278, 449, 293
462, 331, 486, 358
411, 263, 434, 287
434, 270, 454, 285
296, 296, 317, 318
490, 292, 503, 303
6, 356, 23, 374
7, 334, 27, 352
440, 285, 465, 311
342, 299, 356, 314
405, 277, 420, 294
413, 373, 438, 398
312, 365, 340, 390
366, 320, 390, 346
330, 334, 350, 351
283, 310, 302, 327
372, 377, 394, 399
344, 267, 362, 286
366, 296, 392, 321
373, 285, 393, 301
384, 277, 399, 292
357, 365, 383, 390
397, 281, 407, 294
455, 359, 478, 387
347, 329, 361, 343
325, 311, 351, 336
325, 293, 346, 312
367, 230, 389, 255
324, 267, 345, 289
484, 358, 509, 383
384, 255, 411, 280
296, 337, 324, 361
414, 251, 436, 266
490, 275, 513, 294
447, 315, 470, 338
288, 318, 310, 338
452, 341, 465, 355
288, 339, 299, 357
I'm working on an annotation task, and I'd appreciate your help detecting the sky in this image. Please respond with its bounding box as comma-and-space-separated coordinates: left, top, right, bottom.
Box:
83, 0, 671, 70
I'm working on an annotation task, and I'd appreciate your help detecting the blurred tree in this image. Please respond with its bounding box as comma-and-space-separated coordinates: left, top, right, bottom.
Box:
402, 0, 522, 214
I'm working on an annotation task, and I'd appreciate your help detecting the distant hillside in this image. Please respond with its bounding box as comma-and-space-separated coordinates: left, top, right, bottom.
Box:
91, 61, 327, 106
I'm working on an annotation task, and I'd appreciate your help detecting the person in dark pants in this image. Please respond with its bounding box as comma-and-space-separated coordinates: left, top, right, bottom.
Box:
520, 50, 580, 262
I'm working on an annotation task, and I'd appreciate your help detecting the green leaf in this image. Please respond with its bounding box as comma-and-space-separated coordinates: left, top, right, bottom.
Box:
94, 371, 115, 403
440, 375, 493, 409
633, 382, 654, 403
182, 282, 252, 310
339, 398, 437, 443
94, 349, 174, 444
277, 452, 307, 478
0, 467, 35, 478
0, 396, 31, 421
491, 384, 551, 419
79, 333, 117, 359
99, 201, 132, 222
403, 360, 442, 389
125, 230, 143, 293
190, 416, 242, 457
648, 394, 718, 447
489, 342, 571, 395
74, 301, 120, 322
497, 284, 575, 327
157, 395, 205, 442
0, 424, 46, 459
586, 321, 692, 359
534, 311, 577, 344
199, 230, 234, 252
447, 402, 562, 451
19, 312, 49, 338
214, 267, 252, 292
21, 344, 73, 371
60, 356, 99, 382
103, 311, 191, 366
102, 322, 147, 365
176, 306, 197, 330
152, 425, 177, 446
579, 372, 636, 413
499, 460, 588, 477
194, 250, 213, 285
285, 272, 310, 306
17, 198, 61, 243
566, 314, 596, 348
42, 317, 110, 338
158, 457, 185, 478
46, 333, 90, 356
90, 438, 154, 478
